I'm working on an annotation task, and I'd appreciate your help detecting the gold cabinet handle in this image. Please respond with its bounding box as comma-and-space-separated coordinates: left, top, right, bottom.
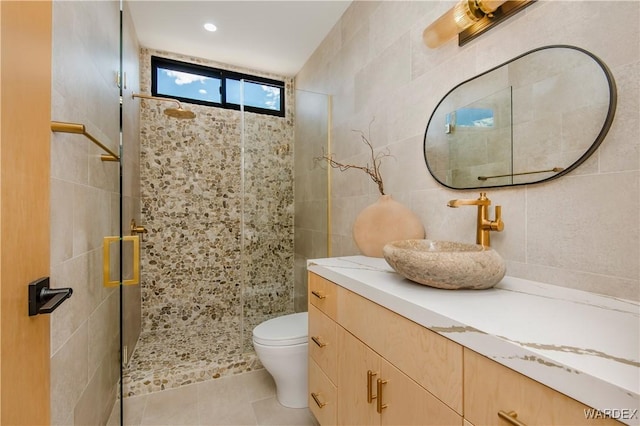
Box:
498, 410, 528, 426
376, 378, 388, 413
311, 392, 327, 408
367, 370, 377, 403
311, 336, 327, 348
311, 290, 326, 299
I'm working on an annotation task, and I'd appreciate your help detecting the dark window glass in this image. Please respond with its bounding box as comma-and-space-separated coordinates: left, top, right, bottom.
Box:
226, 79, 282, 111
151, 56, 285, 117
156, 66, 221, 104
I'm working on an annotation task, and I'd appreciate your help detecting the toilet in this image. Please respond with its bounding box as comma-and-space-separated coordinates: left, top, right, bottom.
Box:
252, 312, 308, 408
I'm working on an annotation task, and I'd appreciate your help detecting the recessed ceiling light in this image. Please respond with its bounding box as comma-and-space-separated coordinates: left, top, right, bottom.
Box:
204, 23, 217, 32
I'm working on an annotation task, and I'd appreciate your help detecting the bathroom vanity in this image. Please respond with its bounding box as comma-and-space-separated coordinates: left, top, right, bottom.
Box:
306, 256, 638, 426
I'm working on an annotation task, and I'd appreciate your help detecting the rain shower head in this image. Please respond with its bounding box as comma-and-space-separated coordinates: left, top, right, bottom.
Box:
132, 93, 196, 120
164, 107, 196, 120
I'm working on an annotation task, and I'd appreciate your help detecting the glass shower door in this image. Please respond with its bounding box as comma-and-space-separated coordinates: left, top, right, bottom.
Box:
293, 89, 331, 309
239, 79, 296, 351
119, 1, 145, 423
48, 1, 125, 424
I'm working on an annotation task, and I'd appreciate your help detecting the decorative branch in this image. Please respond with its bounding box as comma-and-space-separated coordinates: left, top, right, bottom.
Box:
315, 121, 392, 196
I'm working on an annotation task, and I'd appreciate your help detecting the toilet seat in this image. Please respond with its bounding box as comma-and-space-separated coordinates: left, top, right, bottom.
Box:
252, 312, 308, 346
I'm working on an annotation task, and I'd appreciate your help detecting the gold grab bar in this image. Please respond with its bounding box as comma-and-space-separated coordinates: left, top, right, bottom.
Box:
103, 236, 140, 287
478, 167, 564, 181
51, 121, 120, 162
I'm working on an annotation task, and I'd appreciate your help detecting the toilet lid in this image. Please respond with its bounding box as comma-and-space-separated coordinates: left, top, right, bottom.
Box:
252, 312, 308, 346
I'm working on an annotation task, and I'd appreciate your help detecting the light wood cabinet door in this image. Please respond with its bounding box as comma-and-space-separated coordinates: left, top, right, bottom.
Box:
337, 326, 463, 426
379, 358, 462, 426
337, 326, 380, 426
464, 348, 623, 425
337, 284, 463, 414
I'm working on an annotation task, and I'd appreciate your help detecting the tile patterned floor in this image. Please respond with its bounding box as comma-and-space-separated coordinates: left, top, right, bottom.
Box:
123, 325, 261, 397
111, 369, 318, 426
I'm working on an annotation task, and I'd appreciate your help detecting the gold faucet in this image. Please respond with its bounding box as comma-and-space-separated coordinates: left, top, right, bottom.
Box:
130, 219, 148, 240
447, 192, 504, 247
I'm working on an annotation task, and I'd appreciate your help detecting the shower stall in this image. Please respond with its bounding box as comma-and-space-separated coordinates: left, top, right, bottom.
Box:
121, 48, 297, 397
120, 50, 331, 406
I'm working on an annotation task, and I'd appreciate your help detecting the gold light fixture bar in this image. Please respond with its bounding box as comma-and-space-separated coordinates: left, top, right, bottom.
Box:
51, 121, 119, 161
478, 167, 564, 181
423, 0, 535, 48
459, 0, 535, 46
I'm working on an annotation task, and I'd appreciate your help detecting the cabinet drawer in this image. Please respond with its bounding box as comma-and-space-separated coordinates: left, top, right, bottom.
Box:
309, 358, 337, 426
309, 304, 337, 384
308, 273, 337, 320
337, 287, 463, 414
464, 348, 623, 425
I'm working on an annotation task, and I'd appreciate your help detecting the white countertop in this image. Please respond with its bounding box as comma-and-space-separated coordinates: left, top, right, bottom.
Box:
307, 256, 640, 424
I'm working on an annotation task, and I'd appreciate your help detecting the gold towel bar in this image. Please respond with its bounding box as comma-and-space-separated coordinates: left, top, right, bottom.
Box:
51, 121, 119, 161
478, 167, 564, 181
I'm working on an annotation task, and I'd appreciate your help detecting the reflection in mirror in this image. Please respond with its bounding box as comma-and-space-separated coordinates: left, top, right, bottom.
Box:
424, 45, 617, 189
433, 87, 513, 187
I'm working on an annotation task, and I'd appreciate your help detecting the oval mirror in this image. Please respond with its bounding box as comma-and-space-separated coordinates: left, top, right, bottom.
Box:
423, 45, 617, 189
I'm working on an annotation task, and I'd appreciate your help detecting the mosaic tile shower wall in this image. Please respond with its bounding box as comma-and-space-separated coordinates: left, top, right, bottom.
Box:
127, 49, 294, 395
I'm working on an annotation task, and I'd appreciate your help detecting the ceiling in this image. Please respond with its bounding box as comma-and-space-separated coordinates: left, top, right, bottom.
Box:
127, 1, 352, 77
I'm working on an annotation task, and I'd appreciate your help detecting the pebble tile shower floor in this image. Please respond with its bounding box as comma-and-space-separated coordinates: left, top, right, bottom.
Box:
123, 321, 261, 397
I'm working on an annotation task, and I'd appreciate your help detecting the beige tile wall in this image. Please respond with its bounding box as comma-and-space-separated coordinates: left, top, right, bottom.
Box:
50, 1, 141, 424
296, 0, 639, 301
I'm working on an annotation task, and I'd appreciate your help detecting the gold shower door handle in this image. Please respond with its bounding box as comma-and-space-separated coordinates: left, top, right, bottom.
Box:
103, 235, 140, 287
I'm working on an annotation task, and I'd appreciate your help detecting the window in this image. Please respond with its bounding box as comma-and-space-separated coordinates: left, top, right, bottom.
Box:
151, 56, 285, 117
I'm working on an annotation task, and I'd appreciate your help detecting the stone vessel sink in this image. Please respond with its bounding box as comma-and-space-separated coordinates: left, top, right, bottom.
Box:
382, 239, 506, 290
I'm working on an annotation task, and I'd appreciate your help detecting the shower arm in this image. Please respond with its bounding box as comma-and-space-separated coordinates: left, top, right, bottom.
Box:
132, 93, 184, 109
131, 93, 196, 120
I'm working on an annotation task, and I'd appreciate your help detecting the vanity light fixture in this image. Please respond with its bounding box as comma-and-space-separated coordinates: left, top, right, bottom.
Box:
423, 0, 534, 48
204, 22, 217, 32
